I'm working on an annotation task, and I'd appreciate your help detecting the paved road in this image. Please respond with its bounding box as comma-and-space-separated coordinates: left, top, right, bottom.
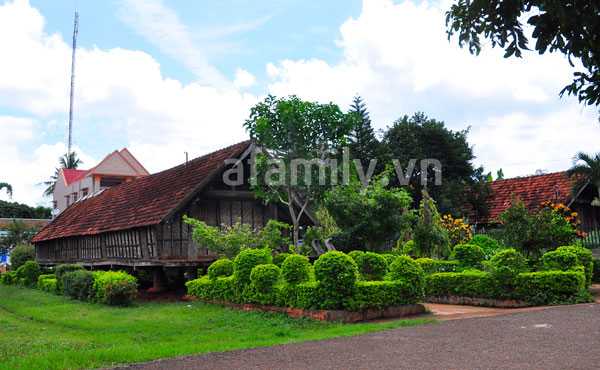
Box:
120, 303, 600, 370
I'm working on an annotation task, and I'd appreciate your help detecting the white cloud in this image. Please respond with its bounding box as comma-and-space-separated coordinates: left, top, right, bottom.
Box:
234, 68, 256, 89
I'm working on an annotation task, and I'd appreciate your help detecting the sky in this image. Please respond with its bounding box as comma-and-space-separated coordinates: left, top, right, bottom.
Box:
0, 0, 599, 208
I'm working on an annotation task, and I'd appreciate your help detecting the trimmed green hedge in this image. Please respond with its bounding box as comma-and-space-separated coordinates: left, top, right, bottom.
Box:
207, 259, 234, 280
453, 244, 485, 267
515, 271, 585, 299
281, 255, 311, 284
355, 252, 387, 281
349, 280, 422, 310
62, 270, 95, 301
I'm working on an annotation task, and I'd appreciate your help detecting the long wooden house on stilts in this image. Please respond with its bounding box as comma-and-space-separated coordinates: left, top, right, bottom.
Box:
32, 141, 317, 291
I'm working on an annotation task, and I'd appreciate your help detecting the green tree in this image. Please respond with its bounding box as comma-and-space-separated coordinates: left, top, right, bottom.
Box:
565, 151, 600, 204
42, 151, 83, 196
244, 95, 356, 251
413, 188, 451, 259
382, 112, 492, 217
446, 0, 600, 108
0, 220, 41, 255
325, 169, 414, 252
0, 201, 51, 219
348, 96, 380, 166
0, 182, 12, 198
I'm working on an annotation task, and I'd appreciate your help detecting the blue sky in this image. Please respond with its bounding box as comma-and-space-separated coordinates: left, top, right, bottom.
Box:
1, 0, 599, 207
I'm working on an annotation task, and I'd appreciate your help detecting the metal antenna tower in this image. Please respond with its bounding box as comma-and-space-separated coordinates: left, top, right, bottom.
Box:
67, 12, 79, 155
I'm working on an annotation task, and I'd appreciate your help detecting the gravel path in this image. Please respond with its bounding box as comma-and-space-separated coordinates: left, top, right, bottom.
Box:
119, 303, 600, 370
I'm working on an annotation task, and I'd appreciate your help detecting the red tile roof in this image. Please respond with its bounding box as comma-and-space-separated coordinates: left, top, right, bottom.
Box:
62, 169, 87, 186
32, 141, 251, 243
471, 171, 574, 225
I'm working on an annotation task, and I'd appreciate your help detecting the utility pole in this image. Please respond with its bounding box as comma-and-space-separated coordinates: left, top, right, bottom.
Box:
67, 12, 79, 155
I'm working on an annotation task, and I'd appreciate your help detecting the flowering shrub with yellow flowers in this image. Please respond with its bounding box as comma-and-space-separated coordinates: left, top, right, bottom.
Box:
540, 201, 588, 238
441, 215, 473, 247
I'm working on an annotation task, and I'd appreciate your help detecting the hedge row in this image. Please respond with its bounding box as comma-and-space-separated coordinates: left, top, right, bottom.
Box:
1, 261, 137, 306
186, 250, 426, 311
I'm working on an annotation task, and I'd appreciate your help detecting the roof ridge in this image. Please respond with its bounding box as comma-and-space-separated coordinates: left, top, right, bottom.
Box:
491, 170, 566, 183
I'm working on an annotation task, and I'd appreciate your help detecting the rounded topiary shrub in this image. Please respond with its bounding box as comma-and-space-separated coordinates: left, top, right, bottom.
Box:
490, 248, 526, 285
281, 254, 311, 284
15, 260, 42, 287
382, 254, 397, 268
62, 270, 95, 301
541, 250, 579, 271
389, 256, 425, 287
207, 259, 234, 280
314, 252, 358, 309
469, 235, 500, 252
556, 245, 593, 287
250, 264, 281, 293
415, 258, 437, 274
347, 250, 365, 262
233, 249, 272, 285
355, 252, 387, 281
54, 264, 85, 292
273, 253, 291, 268
453, 244, 485, 267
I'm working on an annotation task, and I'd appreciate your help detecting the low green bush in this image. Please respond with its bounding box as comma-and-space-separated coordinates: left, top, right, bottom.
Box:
233, 249, 272, 286
250, 264, 281, 293
273, 253, 291, 267
540, 250, 579, 271
555, 245, 593, 287
470, 235, 500, 258
93, 270, 138, 306
15, 261, 42, 287
433, 260, 460, 273
381, 254, 397, 268
490, 249, 527, 285
279, 281, 320, 309
453, 244, 485, 267
38, 274, 58, 294
62, 270, 94, 301
207, 259, 234, 280
9, 245, 35, 270
54, 264, 85, 292
1, 270, 17, 285
389, 256, 425, 288
425, 271, 498, 298
415, 258, 436, 274
355, 252, 387, 281
515, 271, 586, 303
314, 252, 358, 309
281, 254, 311, 284
347, 250, 365, 262
186, 275, 236, 302
349, 280, 423, 310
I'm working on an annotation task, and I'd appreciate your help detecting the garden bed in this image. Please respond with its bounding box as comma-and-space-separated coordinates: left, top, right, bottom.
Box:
423, 295, 529, 308
197, 298, 425, 323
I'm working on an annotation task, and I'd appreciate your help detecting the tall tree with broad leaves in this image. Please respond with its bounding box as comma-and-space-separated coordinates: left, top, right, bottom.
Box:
244, 95, 356, 252
446, 1, 600, 111
0, 183, 12, 198
42, 151, 83, 196
382, 112, 493, 218
565, 151, 600, 203
348, 96, 381, 166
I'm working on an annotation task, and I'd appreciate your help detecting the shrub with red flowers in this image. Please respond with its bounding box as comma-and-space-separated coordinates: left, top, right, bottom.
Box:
93, 270, 137, 306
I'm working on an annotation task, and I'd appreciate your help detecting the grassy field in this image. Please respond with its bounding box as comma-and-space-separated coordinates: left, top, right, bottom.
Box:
0, 285, 436, 369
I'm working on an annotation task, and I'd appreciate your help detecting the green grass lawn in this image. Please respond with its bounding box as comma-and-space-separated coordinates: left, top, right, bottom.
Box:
0, 285, 436, 369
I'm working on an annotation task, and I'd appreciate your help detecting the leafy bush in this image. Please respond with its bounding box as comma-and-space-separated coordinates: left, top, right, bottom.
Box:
15, 261, 41, 287
355, 252, 387, 281
279, 281, 320, 309
389, 255, 425, 288
62, 270, 94, 301
207, 259, 234, 280
540, 250, 579, 271
186, 275, 236, 302
273, 253, 291, 268
489, 249, 527, 286
347, 250, 365, 262
314, 252, 358, 309
381, 254, 397, 268
349, 280, 423, 310
416, 258, 437, 274
433, 260, 460, 273
1, 270, 17, 285
250, 264, 281, 293
470, 235, 501, 257
54, 264, 85, 293
515, 271, 586, 302
9, 244, 34, 270
453, 244, 485, 267
93, 270, 138, 306
38, 274, 58, 294
555, 245, 593, 287
425, 271, 498, 298
233, 248, 272, 286
281, 254, 311, 284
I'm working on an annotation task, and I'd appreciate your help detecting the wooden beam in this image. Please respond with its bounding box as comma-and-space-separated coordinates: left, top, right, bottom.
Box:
203, 189, 256, 200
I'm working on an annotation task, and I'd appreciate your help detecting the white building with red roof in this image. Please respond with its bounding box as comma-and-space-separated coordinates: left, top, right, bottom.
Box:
52, 148, 149, 215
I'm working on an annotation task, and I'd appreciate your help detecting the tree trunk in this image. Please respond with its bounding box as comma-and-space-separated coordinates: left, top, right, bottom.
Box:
287, 188, 299, 254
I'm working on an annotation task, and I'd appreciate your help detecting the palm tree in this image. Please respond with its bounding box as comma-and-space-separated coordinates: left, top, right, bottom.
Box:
565, 152, 600, 205
0, 182, 12, 198
42, 151, 83, 196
